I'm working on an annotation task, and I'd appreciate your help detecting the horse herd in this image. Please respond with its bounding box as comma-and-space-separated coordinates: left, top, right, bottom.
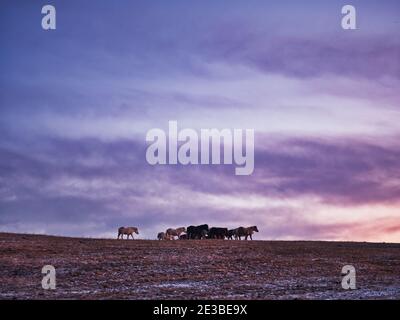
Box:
117, 225, 259, 240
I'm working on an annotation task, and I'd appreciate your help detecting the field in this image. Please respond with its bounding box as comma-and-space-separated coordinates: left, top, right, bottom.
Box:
0, 232, 399, 299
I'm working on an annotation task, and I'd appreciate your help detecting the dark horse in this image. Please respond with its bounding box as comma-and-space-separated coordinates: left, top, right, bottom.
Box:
187, 224, 209, 239
227, 229, 236, 240
208, 227, 228, 239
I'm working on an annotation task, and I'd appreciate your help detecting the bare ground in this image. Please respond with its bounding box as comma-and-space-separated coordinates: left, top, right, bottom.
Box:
0, 232, 399, 299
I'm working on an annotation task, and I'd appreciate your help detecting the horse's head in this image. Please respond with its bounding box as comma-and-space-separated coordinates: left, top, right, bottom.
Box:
252, 226, 259, 232
134, 227, 139, 234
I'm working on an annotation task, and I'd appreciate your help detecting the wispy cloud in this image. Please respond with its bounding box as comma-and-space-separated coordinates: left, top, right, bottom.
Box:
1, 135, 399, 240
1, 1, 399, 241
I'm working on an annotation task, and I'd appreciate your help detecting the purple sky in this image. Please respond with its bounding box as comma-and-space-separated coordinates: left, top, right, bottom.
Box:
1, 0, 400, 241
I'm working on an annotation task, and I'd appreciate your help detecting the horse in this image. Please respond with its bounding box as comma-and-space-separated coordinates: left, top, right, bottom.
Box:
208, 227, 228, 239
234, 226, 259, 240
166, 227, 186, 240
117, 226, 139, 239
227, 229, 236, 240
158, 232, 173, 240
179, 233, 188, 240
157, 232, 166, 240
187, 224, 209, 239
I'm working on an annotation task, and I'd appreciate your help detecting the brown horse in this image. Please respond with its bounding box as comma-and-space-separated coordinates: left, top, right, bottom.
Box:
234, 226, 259, 240
166, 227, 186, 240
117, 226, 139, 239
157, 232, 173, 240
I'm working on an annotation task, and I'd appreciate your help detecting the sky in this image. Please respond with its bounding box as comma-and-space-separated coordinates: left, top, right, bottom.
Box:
0, 0, 399, 241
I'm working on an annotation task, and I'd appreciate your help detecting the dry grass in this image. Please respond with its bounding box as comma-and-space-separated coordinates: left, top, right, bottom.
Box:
0, 232, 399, 299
